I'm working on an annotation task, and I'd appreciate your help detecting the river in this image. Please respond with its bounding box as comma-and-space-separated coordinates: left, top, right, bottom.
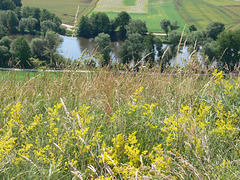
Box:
11, 34, 203, 66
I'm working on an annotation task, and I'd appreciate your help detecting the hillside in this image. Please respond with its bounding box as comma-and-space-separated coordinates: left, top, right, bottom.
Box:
22, 0, 240, 32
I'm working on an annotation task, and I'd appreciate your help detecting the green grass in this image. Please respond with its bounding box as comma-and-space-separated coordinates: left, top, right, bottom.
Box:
22, 0, 98, 25
94, 0, 188, 33
0, 68, 239, 179
123, 0, 136, 6
174, 0, 240, 30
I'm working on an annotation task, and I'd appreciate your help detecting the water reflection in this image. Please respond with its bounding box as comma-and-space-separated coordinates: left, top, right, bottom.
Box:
11, 34, 203, 66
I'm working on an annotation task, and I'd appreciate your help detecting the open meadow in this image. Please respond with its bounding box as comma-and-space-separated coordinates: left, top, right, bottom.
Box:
174, 0, 240, 30
93, 0, 188, 32
94, 0, 147, 13
21, 0, 98, 25
0, 67, 240, 179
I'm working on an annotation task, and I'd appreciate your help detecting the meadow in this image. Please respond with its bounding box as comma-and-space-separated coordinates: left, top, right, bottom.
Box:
94, 0, 146, 13
174, 0, 240, 30
0, 66, 240, 179
93, 0, 188, 32
21, 0, 98, 25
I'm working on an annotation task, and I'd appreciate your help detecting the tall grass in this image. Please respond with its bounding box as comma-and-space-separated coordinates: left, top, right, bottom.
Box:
0, 66, 239, 179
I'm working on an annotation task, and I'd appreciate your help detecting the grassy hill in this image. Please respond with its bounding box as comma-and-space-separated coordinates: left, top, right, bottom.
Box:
21, 0, 99, 25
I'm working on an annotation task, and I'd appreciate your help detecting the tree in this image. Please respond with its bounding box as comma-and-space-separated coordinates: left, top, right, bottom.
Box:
95, 33, 111, 66
203, 41, 218, 67
119, 33, 144, 64
77, 16, 91, 38
168, 31, 182, 47
41, 20, 56, 34
170, 21, 180, 31
13, 0, 22, 7
8, 10, 19, 33
186, 30, 204, 53
19, 18, 27, 33
160, 19, 171, 37
19, 17, 37, 34
40, 9, 54, 22
115, 11, 131, 40
21, 6, 41, 30
205, 22, 225, 40
0, 0, 16, 10
11, 36, 32, 68
0, 36, 12, 49
154, 36, 163, 59
43, 31, 63, 64
90, 12, 110, 36
144, 33, 155, 67
0, 11, 8, 27
126, 19, 147, 37
31, 38, 46, 59
53, 16, 62, 30
109, 19, 117, 41
217, 29, 240, 70
26, 17, 37, 33
0, 45, 11, 67
189, 24, 197, 32
0, 25, 8, 39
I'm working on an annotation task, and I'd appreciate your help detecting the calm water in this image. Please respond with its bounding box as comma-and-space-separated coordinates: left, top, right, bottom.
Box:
11, 34, 203, 66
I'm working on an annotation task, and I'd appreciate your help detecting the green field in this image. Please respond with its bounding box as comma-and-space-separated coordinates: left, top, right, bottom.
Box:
174, 0, 240, 30
94, 0, 188, 33
21, 0, 240, 32
123, 0, 137, 6
22, 0, 98, 25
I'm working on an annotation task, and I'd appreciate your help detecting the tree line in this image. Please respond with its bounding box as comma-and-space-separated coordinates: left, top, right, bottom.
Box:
77, 11, 240, 70
0, 0, 66, 68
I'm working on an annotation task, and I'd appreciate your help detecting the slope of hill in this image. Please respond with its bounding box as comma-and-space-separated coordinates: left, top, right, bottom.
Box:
21, 0, 98, 25
22, 0, 240, 32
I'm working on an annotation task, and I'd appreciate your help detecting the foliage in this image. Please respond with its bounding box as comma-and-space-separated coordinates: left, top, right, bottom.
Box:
119, 33, 144, 64
95, 33, 111, 67
8, 10, 19, 33
0, 25, 8, 39
170, 21, 180, 31
126, 19, 147, 37
90, 12, 110, 37
189, 24, 197, 32
40, 20, 56, 34
143, 33, 156, 67
43, 31, 63, 64
203, 40, 219, 65
0, 0, 16, 10
19, 17, 38, 34
168, 31, 182, 47
115, 11, 131, 40
30, 38, 46, 59
11, 36, 32, 68
0, 36, 12, 49
77, 16, 91, 38
205, 21, 225, 40
217, 29, 240, 70
0, 45, 11, 67
160, 19, 171, 37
